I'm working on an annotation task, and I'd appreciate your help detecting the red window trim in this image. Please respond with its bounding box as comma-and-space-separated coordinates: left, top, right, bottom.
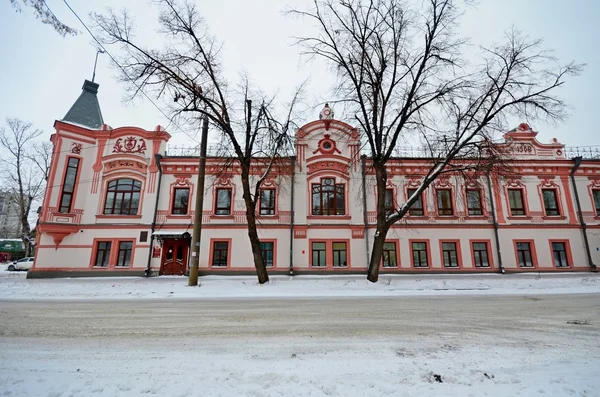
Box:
439, 240, 463, 269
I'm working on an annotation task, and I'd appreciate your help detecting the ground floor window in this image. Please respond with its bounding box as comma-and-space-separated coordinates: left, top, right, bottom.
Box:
116, 241, 133, 267
94, 241, 111, 267
311, 242, 326, 267
382, 242, 397, 268
516, 242, 534, 268
441, 242, 459, 268
260, 241, 274, 267
212, 241, 229, 267
332, 242, 347, 267
472, 242, 490, 268
412, 242, 429, 267
552, 242, 569, 268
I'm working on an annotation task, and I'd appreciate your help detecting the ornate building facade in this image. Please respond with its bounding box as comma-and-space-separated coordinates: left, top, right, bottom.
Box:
29, 81, 600, 277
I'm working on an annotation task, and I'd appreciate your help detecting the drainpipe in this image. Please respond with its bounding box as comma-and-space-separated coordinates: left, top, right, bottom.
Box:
289, 156, 296, 276
570, 157, 596, 270
361, 155, 370, 266
146, 154, 163, 277
290, 156, 296, 276
486, 172, 504, 273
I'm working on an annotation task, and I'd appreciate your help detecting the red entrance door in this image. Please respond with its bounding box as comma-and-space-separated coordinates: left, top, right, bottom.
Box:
160, 239, 189, 275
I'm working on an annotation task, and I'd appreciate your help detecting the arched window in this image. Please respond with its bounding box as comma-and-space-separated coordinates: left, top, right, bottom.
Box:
103, 179, 142, 215
312, 177, 345, 215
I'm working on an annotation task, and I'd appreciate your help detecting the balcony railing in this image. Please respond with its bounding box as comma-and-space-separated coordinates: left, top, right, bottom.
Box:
166, 144, 600, 160
563, 146, 600, 160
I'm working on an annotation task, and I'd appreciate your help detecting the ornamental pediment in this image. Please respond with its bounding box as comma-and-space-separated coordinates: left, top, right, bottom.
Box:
112, 136, 147, 155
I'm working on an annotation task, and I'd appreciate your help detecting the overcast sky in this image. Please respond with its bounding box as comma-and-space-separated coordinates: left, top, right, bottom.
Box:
0, 0, 598, 148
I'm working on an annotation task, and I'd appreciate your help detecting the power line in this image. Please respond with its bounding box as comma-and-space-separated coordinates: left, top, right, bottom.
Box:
60, 0, 199, 144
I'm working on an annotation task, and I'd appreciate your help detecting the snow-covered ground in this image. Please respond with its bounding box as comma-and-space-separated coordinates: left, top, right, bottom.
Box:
1, 266, 599, 396
2, 336, 598, 397
1, 263, 599, 300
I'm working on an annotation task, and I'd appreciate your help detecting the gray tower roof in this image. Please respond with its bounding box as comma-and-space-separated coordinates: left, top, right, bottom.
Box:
62, 80, 104, 129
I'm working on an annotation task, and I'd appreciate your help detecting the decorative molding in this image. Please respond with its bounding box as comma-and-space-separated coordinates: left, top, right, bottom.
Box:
307, 161, 349, 175
313, 134, 341, 155
71, 142, 82, 154
539, 178, 559, 188
104, 159, 148, 174
505, 178, 524, 188
112, 136, 147, 154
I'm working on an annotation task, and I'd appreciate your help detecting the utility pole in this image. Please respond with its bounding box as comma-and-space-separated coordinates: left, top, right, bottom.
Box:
188, 115, 209, 286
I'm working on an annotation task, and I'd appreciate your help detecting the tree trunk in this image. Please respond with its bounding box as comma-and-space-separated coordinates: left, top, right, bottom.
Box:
367, 161, 390, 283
241, 168, 269, 284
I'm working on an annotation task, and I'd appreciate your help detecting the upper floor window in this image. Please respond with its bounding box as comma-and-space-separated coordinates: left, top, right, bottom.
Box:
436, 189, 453, 216
407, 188, 424, 216
466, 189, 482, 216
104, 179, 141, 215
592, 190, 600, 215
542, 189, 560, 216
171, 188, 190, 215
215, 188, 232, 215
384, 189, 394, 216
312, 178, 345, 216
508, 189, 526, 216
59, 157, 80, 213
260, 189, 276, 215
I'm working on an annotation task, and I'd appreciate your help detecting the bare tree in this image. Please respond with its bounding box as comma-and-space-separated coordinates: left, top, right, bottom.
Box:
93, 0, 302, 284
9, 0, 78, 36
289, 0, 582, 282
0, 118, 50, 257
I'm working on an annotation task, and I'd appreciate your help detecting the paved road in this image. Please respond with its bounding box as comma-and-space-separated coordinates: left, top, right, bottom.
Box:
1, 295, 599, 396
1, 294, 599, 342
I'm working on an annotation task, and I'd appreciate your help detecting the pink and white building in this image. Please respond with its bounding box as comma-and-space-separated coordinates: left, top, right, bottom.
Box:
29, 80, 600, 277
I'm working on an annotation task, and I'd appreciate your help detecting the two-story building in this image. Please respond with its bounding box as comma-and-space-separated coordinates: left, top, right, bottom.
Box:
29, 80, 600, 277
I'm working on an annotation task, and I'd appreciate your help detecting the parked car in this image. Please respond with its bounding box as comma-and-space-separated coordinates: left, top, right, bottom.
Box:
8, 257, 34, 271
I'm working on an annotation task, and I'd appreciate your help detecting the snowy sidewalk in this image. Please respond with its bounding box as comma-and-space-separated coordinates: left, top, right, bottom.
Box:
1, 266, 599, 300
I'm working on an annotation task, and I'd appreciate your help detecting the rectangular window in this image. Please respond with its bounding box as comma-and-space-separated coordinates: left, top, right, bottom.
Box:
407, 188, 424, 216
211, 241, 229, 267
472, 242, 490, 268
384, 189, 394, 215
260, 189, 276, 215
312, 178, 345, 215
593, 190, 600, 215
542, 189, 560, 216
116, 241, 133, 267
441, 242, 459, 268
436, 190, 453, 216
260, 242, 274, 267
59, 157, 80, 213
382, 242, 397, 268
508, 189, 526, 216
94, 241, 111, 267
466, 189, 483, 216
552, 242, 569, 267
516, 242, 534, 268
311, 242, 326, 267
215, 188, 232, 215
332, 242, 347, 267
171, 188, 190, 215
412, 242, 428, 267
